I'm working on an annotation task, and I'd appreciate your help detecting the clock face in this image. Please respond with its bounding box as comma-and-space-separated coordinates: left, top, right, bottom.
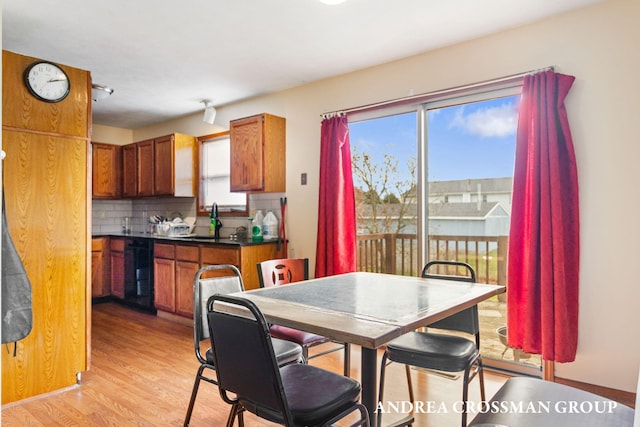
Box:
24, 61, 70, 103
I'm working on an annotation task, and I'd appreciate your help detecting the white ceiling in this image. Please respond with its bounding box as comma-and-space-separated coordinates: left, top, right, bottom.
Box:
3, 0, 602, 129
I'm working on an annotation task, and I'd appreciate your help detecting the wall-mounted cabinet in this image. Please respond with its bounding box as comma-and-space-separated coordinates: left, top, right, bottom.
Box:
122, 144, 137, 197
230, 113, 285, 192
122, 133, 196, 198
91, 143, 122, 199
136, 139, 155, 196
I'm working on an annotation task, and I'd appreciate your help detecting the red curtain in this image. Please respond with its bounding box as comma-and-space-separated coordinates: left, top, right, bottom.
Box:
315, 114, 357, 277
507, 71, 580, 363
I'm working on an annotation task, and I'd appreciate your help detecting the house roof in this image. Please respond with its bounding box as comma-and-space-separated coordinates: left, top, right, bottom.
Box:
429, 177, 513, 195
429, 202, 506, 219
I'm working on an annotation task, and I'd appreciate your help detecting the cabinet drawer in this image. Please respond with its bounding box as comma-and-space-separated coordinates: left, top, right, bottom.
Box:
92, 237, 106, 252
175, 244, 199, 262
200, 246, 240, 266
154, 242, 175, 259
110, 238, 125, 252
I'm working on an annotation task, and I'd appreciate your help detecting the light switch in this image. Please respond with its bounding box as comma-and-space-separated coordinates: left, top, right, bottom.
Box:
301, 173, 307, 185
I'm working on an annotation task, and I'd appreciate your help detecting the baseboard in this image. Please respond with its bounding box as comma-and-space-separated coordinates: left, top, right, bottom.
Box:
555, 376, 636, 409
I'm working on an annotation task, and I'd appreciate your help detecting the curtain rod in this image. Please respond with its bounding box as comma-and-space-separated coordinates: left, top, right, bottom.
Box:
321, 66, 554, 118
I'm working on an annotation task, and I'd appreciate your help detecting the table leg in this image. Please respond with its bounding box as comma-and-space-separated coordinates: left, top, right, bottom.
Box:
361, 347, 378, 427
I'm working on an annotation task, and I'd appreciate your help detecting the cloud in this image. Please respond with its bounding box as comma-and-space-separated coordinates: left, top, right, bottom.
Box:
449, 102, 517, 138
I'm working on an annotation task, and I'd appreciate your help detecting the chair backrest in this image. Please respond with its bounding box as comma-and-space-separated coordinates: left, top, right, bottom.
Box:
193, 264, 244, 363
421, 261, 480, 339
257, 258, 309, 288
207, 294, 293, 424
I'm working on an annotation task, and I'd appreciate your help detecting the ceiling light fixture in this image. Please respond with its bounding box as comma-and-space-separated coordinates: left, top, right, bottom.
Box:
202, 100, 217, 124
91, 84, 114, 102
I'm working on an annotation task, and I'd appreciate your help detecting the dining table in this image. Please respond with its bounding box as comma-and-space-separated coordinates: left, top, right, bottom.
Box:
234, 271, 505, 427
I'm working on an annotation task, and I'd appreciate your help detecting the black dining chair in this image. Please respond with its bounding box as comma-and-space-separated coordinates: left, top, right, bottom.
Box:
206, 293, 370, 427
183, 264, 303, 427
257, 258, 351, 377
377, 261, 485, 427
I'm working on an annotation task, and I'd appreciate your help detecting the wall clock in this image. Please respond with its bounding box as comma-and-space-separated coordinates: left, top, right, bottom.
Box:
23, 61, 70, 103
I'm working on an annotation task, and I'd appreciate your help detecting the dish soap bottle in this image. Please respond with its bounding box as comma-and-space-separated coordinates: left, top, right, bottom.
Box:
252, 210, 264, 242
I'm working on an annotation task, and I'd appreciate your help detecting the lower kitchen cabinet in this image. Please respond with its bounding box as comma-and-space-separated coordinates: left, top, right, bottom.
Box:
153, 243, 176, 312
110, 238, 126, 299
91, 237, 110, 298
175, 245, 200, 318
175, 261, 199, 317
153, 242, 199, 317
153, 241, 278, 319
201, 243, 278, 290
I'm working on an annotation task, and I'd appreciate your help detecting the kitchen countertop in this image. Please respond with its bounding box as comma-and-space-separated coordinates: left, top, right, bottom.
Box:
92, 232, 280, 247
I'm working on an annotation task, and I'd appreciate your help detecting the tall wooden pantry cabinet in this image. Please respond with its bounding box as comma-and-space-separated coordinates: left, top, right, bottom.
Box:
2, 50, 91, 404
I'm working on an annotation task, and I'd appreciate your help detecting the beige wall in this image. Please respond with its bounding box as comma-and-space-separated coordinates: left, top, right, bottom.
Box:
102, 0, 640, 392
91, 124, 134, 145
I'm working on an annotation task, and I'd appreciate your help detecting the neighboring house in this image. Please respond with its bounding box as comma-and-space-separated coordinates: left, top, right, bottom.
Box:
356, 201, 510, 237
429, 201, 510, 236
429, 177, 513, 214
356, 177, 513, 236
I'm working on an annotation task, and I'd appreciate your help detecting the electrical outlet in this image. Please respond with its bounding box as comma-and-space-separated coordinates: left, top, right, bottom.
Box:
301, 173, 307, 185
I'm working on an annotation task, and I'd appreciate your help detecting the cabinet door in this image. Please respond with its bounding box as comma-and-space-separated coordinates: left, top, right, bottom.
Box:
110, 251, 125, 299
92, 143, 121, 198
122, 144, 137, 197
137, 139, 155, 196
153, 135, 174, 196
175, 260, 199, 317
154, 257, 176, 312
230, 115, 264, 191
91, 251, 104, 297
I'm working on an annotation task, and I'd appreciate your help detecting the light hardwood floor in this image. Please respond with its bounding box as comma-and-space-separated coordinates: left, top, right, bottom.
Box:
2, 302, 511, 426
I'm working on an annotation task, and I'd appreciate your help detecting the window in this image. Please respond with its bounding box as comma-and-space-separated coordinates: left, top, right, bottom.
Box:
197, 132, 248, 216
350, 83, 542, 377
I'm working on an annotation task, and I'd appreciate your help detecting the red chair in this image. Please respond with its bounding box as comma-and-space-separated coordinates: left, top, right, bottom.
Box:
257, 258, 351, 376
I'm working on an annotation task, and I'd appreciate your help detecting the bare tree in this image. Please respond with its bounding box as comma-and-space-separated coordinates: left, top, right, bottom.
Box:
351, 146, 416, 235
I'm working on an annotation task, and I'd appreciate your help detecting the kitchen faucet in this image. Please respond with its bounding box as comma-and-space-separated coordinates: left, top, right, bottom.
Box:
210, 203, 222, 239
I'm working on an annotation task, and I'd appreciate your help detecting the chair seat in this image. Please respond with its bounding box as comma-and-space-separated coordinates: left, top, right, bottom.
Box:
206, 338, 302, 367
386, 331, 478, 372
272, 337, 304, 365
270, 324, 328, 346
240, 363, 361, 426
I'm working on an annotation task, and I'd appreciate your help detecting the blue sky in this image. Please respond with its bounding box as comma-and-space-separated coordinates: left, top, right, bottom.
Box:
349, 95, 520, 185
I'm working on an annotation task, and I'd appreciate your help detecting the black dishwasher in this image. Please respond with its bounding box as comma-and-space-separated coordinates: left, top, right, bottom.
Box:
124, 238, 155, 312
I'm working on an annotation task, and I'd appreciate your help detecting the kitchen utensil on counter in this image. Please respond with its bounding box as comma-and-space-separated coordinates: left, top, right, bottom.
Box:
122, 217, 131, 234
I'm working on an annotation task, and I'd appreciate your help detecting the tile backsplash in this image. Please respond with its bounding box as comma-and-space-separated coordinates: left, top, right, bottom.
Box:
92, 193, 286, 237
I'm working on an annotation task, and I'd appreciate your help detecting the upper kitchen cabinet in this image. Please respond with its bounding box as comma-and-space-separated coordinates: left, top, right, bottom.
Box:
230, 113, 285, 192
136, 138, 155, 196
122, 133, 196, 197
92, 142, 122, 199
122, 144, 137, 197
